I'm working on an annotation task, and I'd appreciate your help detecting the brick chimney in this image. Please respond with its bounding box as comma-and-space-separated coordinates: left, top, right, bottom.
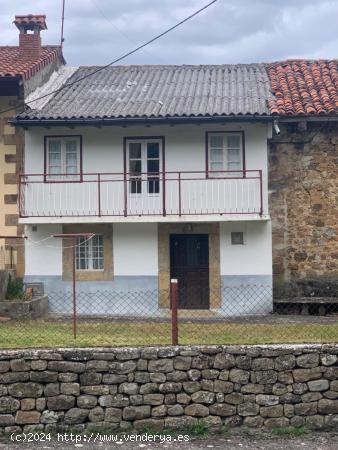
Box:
13, 14, 47, 60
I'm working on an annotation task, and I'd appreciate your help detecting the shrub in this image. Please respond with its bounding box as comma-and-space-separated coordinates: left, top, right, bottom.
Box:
5, 276, 24, 300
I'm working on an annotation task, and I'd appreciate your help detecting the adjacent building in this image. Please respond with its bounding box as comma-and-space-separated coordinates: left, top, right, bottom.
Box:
0, 14, 64, 274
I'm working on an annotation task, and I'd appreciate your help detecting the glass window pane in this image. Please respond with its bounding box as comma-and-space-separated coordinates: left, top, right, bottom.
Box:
48, 140, 61, 173
231, 231, 244, 245
130, 180, 141, 194
147, 160, 159, 173
66, 140, 77, 153
228, 148, 241, 161
228, 162, 241, 170
227, 135, 240, 148
210, 148, 223, 162
148, 178, 159, 194
66, 152, 77, 165
210, 135, 223, 148
48, 139, 62, 153
147, 142, 159, 158
210, 162, 223, 171
129, 143, 141, 159
129, 160, 141, 174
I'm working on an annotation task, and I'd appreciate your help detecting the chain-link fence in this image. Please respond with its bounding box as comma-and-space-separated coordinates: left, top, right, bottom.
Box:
1, 281, 337, 348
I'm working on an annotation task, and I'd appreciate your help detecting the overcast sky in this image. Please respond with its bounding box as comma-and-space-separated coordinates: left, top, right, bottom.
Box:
2, 0, 338, 66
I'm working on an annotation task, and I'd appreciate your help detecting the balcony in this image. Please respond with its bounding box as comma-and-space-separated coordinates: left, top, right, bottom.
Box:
19, 170, 265, 222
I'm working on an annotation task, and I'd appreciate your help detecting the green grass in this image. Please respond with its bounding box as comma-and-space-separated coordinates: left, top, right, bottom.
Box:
0, 318, 337, 348
271, 426, 310, 437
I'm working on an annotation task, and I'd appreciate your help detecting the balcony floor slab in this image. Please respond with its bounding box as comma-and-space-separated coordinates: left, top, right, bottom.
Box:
19, 214, 270, 225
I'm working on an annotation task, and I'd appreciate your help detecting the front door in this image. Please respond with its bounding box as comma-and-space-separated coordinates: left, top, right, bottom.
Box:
170, 234, 209, 309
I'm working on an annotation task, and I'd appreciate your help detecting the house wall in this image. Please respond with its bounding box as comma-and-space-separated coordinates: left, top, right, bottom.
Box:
269, 123, 338, 298
220, 221, 272, 314
24, 220, 272, 316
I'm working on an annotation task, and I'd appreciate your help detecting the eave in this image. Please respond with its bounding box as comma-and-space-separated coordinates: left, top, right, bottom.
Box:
10, 114, 275, 128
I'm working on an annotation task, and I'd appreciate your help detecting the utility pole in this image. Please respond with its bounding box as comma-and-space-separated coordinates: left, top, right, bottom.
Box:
60, 0, 66, 47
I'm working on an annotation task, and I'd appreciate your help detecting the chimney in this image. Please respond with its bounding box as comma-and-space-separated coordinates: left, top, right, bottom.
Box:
13, 14, 47, 60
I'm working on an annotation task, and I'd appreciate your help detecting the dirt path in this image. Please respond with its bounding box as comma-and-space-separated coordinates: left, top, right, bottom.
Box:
2, 432, 338, 449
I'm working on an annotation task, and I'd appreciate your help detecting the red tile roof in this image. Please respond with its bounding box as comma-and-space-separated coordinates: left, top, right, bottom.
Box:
0, 46, 63, 80
267, 60, 338, 116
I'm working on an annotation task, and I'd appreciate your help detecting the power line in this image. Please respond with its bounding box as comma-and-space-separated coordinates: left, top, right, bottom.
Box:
89, 0, 167, 64
0, 0, 217, 116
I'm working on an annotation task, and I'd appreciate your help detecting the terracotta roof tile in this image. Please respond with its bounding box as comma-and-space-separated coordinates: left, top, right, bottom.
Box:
267, 60, 338, 116
14, 15, 47, 30
0, 46, 63, 80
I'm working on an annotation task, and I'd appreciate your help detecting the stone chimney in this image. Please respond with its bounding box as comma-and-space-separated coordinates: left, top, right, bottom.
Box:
13, 14, 47, 60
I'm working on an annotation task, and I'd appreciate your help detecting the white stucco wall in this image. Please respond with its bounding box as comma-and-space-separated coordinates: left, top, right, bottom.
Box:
113, 223, 158, 276
25, 223, 62, 276
220, 221, 272, 276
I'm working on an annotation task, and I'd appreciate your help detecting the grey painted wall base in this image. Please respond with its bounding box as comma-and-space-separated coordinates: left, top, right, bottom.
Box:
24, 274, 272, 317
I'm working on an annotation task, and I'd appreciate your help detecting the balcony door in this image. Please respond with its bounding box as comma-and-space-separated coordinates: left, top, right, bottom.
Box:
126, 138, 163, 215
170, 234, 210, 309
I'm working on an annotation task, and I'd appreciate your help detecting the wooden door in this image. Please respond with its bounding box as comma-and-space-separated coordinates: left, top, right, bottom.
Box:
170, 234, 209, 309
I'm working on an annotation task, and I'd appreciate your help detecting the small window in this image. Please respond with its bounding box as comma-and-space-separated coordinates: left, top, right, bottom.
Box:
76, 235, 104, 271
208, 132, 243, 176
46, 136, 81, 181
231, 231, 244, 245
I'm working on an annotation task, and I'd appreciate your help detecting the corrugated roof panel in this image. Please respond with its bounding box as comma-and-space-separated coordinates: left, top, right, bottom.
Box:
19, 64, 273, 120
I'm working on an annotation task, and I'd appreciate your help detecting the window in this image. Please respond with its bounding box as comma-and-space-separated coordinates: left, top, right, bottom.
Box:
208, 132, 243, 176
231, 231, 244, 245
127, 139, 162, 194
76, 235, 104, 270
46, 136, 81, 181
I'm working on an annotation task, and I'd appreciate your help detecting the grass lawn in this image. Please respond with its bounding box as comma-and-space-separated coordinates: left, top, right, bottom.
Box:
0, 319, 337, 348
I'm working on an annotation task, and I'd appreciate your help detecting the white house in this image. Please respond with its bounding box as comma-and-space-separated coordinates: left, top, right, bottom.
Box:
13, 64, 273, 316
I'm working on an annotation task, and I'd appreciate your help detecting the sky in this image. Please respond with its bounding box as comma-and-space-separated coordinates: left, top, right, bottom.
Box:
1, 0, 338, 66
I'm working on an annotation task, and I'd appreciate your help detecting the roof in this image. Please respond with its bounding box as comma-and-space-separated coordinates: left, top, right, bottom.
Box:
18, 64, 273, 121
14, 15, 47, 30
14, 60, 338, 123
0, 45, 63, 80
268, 60, 338, 116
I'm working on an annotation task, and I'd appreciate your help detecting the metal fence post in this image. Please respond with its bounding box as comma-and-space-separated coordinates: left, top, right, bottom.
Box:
171, 278, 178, 345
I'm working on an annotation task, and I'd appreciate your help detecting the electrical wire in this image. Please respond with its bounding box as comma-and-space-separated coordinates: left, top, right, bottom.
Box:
89, 0, 168, 64
0, 0, 217, 116
3, 234, 94, 249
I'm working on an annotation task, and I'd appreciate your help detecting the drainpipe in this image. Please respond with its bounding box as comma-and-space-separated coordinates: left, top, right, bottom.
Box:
273, 119, 281, 135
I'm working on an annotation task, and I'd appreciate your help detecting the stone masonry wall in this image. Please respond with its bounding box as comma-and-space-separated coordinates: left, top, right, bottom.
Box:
269, 122, 338, 298
0, 345, 337, 434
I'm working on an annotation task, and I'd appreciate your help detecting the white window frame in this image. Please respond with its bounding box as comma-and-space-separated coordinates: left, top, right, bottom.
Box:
45, 136, 81, 181
126, 138, 162, 196
208, 132, 243, 177
76, 235, 104, 271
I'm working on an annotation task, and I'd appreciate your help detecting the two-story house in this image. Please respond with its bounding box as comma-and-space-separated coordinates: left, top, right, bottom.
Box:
0, 14, 64, 275
12, 64, 274, 316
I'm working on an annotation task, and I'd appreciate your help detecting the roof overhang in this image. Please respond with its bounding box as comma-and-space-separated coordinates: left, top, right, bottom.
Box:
278, 115, 338, 123
10, 114, 275, 127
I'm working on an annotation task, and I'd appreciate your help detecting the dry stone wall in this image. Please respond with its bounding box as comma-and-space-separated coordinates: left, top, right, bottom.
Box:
0, 345, 337, 434
269, 122, 338, 298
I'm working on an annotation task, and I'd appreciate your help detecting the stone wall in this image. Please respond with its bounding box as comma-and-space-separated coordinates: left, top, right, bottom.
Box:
269, 122, 338, 298
0, 344, 337, 434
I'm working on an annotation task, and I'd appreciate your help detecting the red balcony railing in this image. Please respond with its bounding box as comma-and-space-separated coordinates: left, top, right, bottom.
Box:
19, 170, 263, 218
